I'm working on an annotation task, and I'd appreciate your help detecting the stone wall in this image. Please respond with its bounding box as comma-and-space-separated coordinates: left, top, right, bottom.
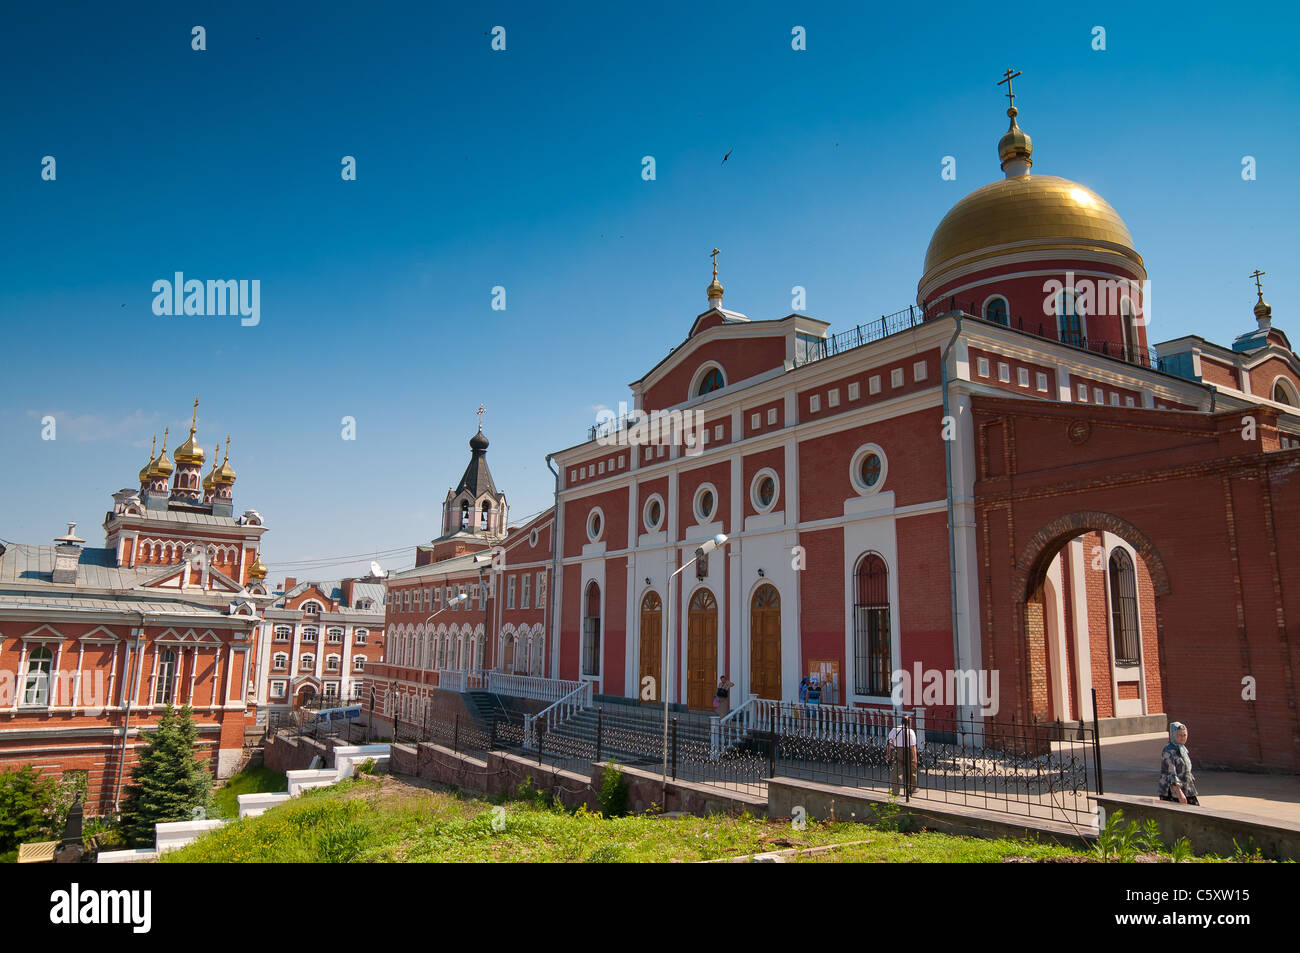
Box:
1097, 793, 1300, 861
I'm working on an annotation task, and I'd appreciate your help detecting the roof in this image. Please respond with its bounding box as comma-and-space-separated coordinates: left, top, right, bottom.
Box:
387, 551, 487, 582
453, 434, 498, 498
0, 544, 162, 589
0, 590, 235, 619
271, 578, 386, 611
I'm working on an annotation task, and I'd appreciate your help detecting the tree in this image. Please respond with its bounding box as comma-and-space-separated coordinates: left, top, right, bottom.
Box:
0, 765, 58, 858
120, 705, 214, 846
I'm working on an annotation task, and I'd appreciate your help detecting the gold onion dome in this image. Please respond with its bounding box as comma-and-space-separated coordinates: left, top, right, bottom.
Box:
139, 435, 158, 483
998, 106, 1033, 167
248, 553, 267, 580
150, 427, 175, 477
922, 176, 1142, 283
173, 399, 205, 466
214, 436, 237, 484
202, 448, 221, 490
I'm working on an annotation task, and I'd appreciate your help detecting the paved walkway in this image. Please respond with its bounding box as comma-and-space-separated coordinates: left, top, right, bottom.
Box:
1097, 732, 1300, 824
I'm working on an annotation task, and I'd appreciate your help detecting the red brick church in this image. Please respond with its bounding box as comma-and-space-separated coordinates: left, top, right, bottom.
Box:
542, 83, 1300, 771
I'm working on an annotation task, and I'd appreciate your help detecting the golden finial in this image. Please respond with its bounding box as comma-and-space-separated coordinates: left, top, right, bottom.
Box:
998, 68, 1021, 117
189, 397, 199, 436
160, 426, 169, 452
707, 247, 724, 301
139, 435, 158, 482
1250, 269, 1267, 300
996, 69, 1032, 174
149, 434, 156, 457
223, 435, 231, 464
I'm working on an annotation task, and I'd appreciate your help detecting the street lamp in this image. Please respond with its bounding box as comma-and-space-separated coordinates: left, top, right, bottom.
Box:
663, 533, 727, 783
423, 593, 469, 669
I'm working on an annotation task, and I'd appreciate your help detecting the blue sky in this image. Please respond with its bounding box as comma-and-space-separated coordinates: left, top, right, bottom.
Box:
2, 1, 1297, 579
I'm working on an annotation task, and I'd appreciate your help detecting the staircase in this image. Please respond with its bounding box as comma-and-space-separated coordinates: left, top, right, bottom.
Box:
535, 700, 728, 766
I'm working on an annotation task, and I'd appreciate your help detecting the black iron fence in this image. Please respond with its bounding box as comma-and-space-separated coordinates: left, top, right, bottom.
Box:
346, 700, 1102, 826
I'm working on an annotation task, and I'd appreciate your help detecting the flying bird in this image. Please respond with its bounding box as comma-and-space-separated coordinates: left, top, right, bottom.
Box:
721, 149, 733, 165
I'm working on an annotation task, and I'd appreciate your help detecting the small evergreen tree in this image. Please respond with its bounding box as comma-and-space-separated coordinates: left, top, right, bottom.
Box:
120, 705, 214, 846
0, 765, 58, 857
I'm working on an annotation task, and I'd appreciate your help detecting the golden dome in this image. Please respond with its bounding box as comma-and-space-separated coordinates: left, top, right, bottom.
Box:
173, 398, 205, 466
998, 107, 1033, 167
248, 553, 267, 580
150, 427, 174, 477
707, 277, 724, 299
213, 436, 236, 484
202, 448, 221, 490
139, 435, 158, 483
922, 174, 1143, 287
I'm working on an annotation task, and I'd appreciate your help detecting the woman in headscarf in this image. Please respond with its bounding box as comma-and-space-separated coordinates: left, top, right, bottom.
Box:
1158, 721, 1198, 806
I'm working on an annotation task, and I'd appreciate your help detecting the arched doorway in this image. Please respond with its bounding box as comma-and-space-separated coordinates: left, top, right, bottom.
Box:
687, 588, 718, 710
503, 633, 517, 674
639, 591, 662, 703
295, 684, 317, 709
749, 584, 781, 699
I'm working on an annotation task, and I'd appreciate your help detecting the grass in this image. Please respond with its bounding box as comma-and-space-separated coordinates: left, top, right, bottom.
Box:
211, 766, 287, 820
164, 776, 1096, 863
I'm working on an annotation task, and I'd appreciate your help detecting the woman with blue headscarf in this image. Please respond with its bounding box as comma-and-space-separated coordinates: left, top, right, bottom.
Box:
1158, 722, 1198, 805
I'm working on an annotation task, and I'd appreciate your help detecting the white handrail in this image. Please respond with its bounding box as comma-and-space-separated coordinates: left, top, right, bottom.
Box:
709, 693, 758, 758
523, 680, 592, 749
751, 700, 925, 745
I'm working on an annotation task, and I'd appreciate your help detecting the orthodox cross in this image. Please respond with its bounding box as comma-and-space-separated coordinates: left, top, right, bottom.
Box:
476, 403, 486, 430
711, 248, 720, 280
998, 68, 1022, 109
1250, 269, 1266, 297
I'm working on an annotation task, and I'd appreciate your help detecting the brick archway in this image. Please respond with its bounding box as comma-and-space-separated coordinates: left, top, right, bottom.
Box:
1015, 510, 1171, 601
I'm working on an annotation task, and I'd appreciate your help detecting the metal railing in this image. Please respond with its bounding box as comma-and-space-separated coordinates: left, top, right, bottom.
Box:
710, 693, 758, 758
755, 700, 926, 746
522, 680, 592, 749
484, 672, 584, 703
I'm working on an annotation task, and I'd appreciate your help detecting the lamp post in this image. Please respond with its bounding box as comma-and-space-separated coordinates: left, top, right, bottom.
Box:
663, 533, 727, 783
423, 592, 469, 676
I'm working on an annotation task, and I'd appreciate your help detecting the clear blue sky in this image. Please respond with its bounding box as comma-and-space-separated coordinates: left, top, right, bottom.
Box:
2, 1, 1297, 579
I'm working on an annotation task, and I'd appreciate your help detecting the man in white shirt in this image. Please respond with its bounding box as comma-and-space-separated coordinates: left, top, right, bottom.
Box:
886, 721, 918, 797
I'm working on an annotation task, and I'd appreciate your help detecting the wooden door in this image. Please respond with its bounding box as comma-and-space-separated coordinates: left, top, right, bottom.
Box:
639, 592, 662, 703
687, 588, 718, 710
750, 584, 781, 699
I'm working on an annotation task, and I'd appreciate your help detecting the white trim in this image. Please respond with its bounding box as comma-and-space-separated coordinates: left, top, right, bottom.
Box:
642, 493, 666, 533
750, 467, 780, 515
692, 482, 720, 524
849, 444, 888, 496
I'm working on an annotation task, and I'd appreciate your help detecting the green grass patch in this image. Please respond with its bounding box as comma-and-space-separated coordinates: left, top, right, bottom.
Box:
211, 766, 287, 820
163, 777, 1102, 864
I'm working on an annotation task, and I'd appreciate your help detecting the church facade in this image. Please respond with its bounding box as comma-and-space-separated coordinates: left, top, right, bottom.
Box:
544, 88, 1300, 770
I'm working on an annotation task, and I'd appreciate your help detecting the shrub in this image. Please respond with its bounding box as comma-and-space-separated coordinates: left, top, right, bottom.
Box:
357, 758, 377, 776
0, 765, 58, 855
598, 762, 629, 818
119, 706, 214, 846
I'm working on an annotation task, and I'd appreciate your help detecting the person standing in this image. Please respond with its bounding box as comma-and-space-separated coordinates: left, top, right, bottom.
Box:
1158, 721, 1199, 806
714, 675, 735, 716
886, 718, 918, 797
798, 675, 810, 718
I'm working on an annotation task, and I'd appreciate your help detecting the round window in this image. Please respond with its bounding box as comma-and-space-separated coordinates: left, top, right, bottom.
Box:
529, 529, 539, 547
758, 476, 775, 507
693, 484, 718, 523
698, 490, 714, 519
587, 509, 603, 541
859, 453, 881, 488
645, 497, 663, 531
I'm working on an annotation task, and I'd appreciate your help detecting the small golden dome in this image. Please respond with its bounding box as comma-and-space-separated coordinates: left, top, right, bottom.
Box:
922, 175, 1143, 287
139, 435, 158, 483
202, 448, 221, 489
173, 398, 205, 466
998, 107, 1033, 167
150, 427, 175, 477
214, 436, 236, 484
707, 277, 724, 299
248, 553, 267, 580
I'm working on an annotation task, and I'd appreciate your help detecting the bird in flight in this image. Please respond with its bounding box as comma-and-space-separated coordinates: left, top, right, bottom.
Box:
721, 149, 733, 165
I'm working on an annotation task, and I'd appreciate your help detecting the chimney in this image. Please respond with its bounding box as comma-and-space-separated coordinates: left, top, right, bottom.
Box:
52, 521, 85, 585
284, 577, 297, 591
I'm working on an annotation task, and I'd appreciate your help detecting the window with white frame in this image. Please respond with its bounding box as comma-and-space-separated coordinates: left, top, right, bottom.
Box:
301, 626, 318, 643
303, 601, 322, 617
998, 362, 1011, 383
537, 571, 547, 609
977, 357, 990, 378
891, 368, 904, 388
274, 626, 291, 642
767, 408, 778, 425
869, 374, 881, 394
355, 628, 368, 645
22, 646, 53, 706
848, 382, 860, 401
751, 412, 760, 430
828, 388, 840, 408
521, 574, 531, 609
1018, 367, 1030, 387
300, 654, 315, 672
852, 553, 891, 696
914, 361, 927, 382
353, 656, 367, 673
270, 681, 286, 698
154, 648, 177, 706
327, 627, 343, 644
326, 655, 340, 672
273, 653, 288, 670
507, 576, 516, 609
1036, 372, 1049, 393
809, 394, 821, 413
1077, 383, 1088, 401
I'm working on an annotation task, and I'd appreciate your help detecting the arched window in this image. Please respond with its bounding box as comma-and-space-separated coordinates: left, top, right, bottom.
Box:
155, 648, 177, 705
353, 655, 366, 673
273, 653, 288, 670
696, 366, 725, 397
1121, 299, 1140, 363
301, 626, 318, 643
1108, 549, 1141, 665
460, 500, 470, 528
22, 646, 53, 706
274, 626, 291, 642
303, 602, 321, 617
300, 653, 315, 672
1273, 379, 1297, 406
852, 554, 891, 696
1057, 291, 1084, 347
984, 296, 1009, 326
582, 581, 601, 676
480, 500, 492, 531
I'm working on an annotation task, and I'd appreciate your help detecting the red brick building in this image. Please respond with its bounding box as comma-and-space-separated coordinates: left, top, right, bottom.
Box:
544, 94, 1300, 770
0, 401, 271, 812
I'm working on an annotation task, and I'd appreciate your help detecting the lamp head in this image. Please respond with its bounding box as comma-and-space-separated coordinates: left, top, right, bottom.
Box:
697, 533, 728, 556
